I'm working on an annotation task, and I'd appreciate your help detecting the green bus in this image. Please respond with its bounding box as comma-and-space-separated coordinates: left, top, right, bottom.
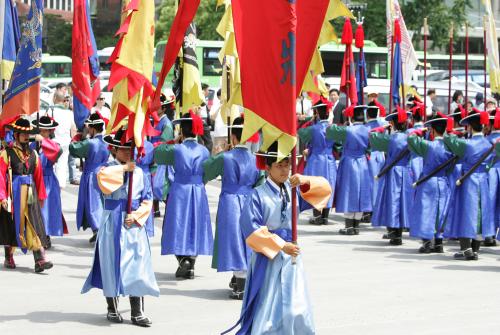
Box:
40, 54, 72, 86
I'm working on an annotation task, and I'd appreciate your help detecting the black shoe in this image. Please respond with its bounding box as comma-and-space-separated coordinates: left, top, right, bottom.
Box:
230, 277, 246, 300
360, 212, 372, 223
483, 237, 497, 247
339, 227, 359, 235
153, 211, 161, 218
453, 248, 478, 261
309, 217, 326, 225
382, 231, 397, 240
419, 240, 432, 253
46, 236, 52, 250
389, 238, 402, 246
89, 231, 97, 243
33, 250, 53, 273
106, 297, 123, 323
229, 275, 236, 289
175, 257, 195, 279
431, 244, 444, 253
130, 297, 152, 327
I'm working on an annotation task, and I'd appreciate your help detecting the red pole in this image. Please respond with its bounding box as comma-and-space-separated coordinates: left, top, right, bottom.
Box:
359, 47, 365, 105
389, 20, 395, 113
484, 16, 488, 106
291, 146, 297, 243
423, 18, 428, 120
448, 24, 454, 114
126, 142, 136, 214
465, 23, 469, 107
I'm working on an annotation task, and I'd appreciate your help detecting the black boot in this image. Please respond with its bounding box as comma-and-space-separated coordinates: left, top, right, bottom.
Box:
382, 228, 396, 240
153, 200, 161, 218
361, 212, 372, 223
33, 248, 53, 273
46, 236, 52, 249
3, 246, 15, 269
229, 275, 236, 289
230, 277, 246, 300
389, 229, 403, 246
453, 248, 478, 260
419, 239, 432, 253
431, 238, 444, 253
130, 296, 152, 327
483, 236, 497, 247
89, 230, 97, 243
106, 297, 123, 323
339, 218, 358, 235
353, 220, 360, 235
175, 256, 195, 279
471, 239, 481, 254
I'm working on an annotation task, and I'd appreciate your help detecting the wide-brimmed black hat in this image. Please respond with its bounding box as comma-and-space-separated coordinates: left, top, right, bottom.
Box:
32, 116, 58, 129
84, 111, 107, 126
103, 127, 132, 148
6, 118, 38, 134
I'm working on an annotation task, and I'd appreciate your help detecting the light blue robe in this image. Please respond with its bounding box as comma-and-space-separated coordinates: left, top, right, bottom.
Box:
136, 140, 155, 237
82, 162, 159, 297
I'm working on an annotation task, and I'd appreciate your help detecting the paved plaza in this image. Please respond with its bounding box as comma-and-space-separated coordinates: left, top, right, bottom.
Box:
1, 181, 499, 335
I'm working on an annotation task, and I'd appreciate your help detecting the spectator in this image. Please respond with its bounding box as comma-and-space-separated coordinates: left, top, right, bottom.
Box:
51, 91, 77, 188
450, 90, 464, 113
296, 92, 313, 120
426, 89, 436, 117
486, 98, 497, 111
91, 94, 111, 120
475, 92, 484, 110
198, 83, 213, 153
328, 88, 345, 125
210, 89, 226, 155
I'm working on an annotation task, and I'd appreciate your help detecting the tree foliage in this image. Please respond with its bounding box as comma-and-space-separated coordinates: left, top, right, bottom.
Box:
156, 0, 224, 43
43, 14, 73, 56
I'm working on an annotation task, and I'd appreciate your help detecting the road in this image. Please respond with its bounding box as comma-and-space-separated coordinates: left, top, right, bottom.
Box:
1, 180, 499, 335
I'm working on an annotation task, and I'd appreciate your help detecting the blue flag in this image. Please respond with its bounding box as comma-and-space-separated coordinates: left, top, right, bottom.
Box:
1, 0, 21, 80
391, 19, 404, 108
1, 0, 43, 122
356, 50, 367, 104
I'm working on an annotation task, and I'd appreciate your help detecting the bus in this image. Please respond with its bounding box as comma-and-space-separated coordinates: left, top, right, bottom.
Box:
97, 47, 115, 71
40, 54, 72, 86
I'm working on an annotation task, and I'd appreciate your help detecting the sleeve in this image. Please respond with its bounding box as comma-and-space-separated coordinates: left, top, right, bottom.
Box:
297, 127, 313, 144
298, 176, 332, 211
33, 153, 47, 200
407, 134, 429, 157
444, 134, 467, 158
496, 142, 500, 157
161, 123, 174, 142
154, 144, 175, 166
326, 124, 347, 142
203, 153, 224, 183
69, 139, 90, 158
96, 165, 125, 195
0, 151, 8, 201
253, 171, 266, 187
130, 171, 153, 227
241, 192, 286, 260
41, 138, 63, 163
369, 132, 391, 152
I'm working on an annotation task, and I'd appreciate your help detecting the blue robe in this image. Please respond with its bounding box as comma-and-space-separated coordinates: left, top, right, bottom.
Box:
70, 135, 109, 231
370, 132, 413, 229
82, 162, 159, 297
365, 119, 386, 206
407, 123, 424, 182
298, 121, 336, 211
136, 140, 155, 237
330, 123, 372, 213
155, 139, 213, 256
230, 180, 315, 335
205, 146, 261, 272
151, 115, 174, 201
407, 136, 453, 240
30, 141, 64, 236
444, 134, 495, 239
487, 131, 500, 231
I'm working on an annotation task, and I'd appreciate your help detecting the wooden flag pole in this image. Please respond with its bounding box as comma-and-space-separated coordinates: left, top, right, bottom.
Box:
448, 24, 454, 114
465, 23, 469, 107
126, 141, 136, 214
423, 18, 428, 120
389, 19, 395, 113
483, 15, 488, 105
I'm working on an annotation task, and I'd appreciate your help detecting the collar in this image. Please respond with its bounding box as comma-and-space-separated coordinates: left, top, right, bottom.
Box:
266, 177, 282, 195
319, 120, 329, 124
472, 133, 484, 137
414, 122, 424, 127
235, 144, 248, 149
352, 121, 363, 125
434, 136, 444, 140
184, 137, 197, 142
491, 130, 500, 134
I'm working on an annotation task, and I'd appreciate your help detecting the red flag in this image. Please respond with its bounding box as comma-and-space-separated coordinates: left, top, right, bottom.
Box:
151, 0, 200, 111
232, 0, 328, 153
340, 18, 358, 107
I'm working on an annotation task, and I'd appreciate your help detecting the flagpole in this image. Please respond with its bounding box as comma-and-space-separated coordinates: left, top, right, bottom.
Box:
225, 61, 231, 144
483, 15, 488, 105
389, 19, 395, 114
126, 141, 136, 214
423, 18, 428, 120
465, 23, 469, 107
448, 24, 454, 114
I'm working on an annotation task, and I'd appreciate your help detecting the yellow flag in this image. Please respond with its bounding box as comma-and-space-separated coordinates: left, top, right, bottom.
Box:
483, 0, 500, 94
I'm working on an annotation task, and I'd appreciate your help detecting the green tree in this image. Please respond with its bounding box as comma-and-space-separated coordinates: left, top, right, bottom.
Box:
156, 0, 224, 43
363, 2, 387, 47
403, 0, 472, 49
43, 14, 73, 56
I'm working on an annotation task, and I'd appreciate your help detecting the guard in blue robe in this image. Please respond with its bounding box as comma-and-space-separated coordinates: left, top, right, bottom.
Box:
154, 112, 212, 279
82, 128, 159, 327
444, 111, 495, 260
327, 105, 372, 235
297, 100, 336, 225
136, 140, 155, 237
151, 95, 175, 217
407, 101, 425, 182
69, 112, 110, 243
203, 117, 264, 299
369, 108, 413, 245
407, 114, 454, 253
222, 143, 331, 335
31, 116, 65, 243
484, 109, 500, 246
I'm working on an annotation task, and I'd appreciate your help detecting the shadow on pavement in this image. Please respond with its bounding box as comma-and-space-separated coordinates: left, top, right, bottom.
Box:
433, 264, 500, 272
159, 287, 232, 301
0, 311, 113, 326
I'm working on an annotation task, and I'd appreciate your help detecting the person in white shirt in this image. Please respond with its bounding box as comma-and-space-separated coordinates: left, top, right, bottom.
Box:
425, 89, 436, 117
91, 94, 111, 120
51, 91, 77, 188
296, 92, 313, 120
210, 89, 226, 155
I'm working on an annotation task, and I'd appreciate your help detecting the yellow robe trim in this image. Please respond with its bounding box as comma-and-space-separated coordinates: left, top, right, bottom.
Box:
300, 176, 332, 211
131, 200, 152, 227
96, 165, 125, 195
246, 226, 286, 260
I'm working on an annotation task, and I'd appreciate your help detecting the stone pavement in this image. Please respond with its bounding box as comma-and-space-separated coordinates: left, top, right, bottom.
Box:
1, 181, 499, 335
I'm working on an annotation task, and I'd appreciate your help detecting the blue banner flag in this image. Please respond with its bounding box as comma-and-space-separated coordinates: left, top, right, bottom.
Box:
1, 0, 21, 80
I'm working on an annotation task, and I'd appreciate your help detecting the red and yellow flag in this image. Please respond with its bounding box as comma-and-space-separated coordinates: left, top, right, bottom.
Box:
106, 0, 157, 151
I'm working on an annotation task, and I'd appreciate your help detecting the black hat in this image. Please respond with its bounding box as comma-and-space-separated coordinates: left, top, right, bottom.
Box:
459, 109, 490, 126
6, 118, 38, 134
84, 112, 107, 126
32, 115, 58, 129
103, 127, 132, 148
160, 93, 175, 106
352, 105, 367, 122
366, 104, 379, 119
424, 112, 451, 131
